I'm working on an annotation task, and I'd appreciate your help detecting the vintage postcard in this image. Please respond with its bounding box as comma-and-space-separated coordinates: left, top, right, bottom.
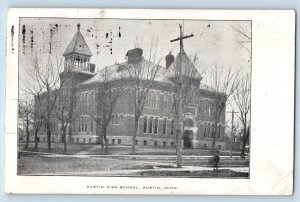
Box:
4, 8, 295, 195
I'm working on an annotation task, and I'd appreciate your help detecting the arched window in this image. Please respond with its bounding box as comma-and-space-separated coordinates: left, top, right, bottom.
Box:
163, 93, 167, 108
93, 92, 97, 106
184, 119, 194, 127
80, 93, 83, 106
155, 92, 159, 108
218, 125, 222, 138
85, 93, 88, 107
145, 93, 149, 107
87, 93, 90, 106
150, 91, 155, 108
91, 92, 94, 107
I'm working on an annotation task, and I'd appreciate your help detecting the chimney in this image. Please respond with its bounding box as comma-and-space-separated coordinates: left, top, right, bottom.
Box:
126, 48, 143, 64
90, 63, 95, 73
165, 54, 174, 69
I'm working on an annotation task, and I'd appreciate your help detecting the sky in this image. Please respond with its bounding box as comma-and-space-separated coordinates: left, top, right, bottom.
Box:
18, 18, 251, 79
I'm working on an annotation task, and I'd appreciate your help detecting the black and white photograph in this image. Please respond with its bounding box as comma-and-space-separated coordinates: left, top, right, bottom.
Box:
4, 8, 295, 195
17, 17, 251, 178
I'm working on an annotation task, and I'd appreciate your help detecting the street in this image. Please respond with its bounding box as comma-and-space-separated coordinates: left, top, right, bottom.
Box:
18, 143, 249, 177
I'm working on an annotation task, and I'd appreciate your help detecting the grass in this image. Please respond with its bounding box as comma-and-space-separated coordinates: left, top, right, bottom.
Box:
19, 142, 245, 156
140, 169, 249, 178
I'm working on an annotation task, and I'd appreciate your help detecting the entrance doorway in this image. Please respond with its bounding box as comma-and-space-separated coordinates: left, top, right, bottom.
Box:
183, 130, 193, 148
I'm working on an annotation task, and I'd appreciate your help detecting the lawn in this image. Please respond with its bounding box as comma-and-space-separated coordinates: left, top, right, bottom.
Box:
19, 142, 244, 156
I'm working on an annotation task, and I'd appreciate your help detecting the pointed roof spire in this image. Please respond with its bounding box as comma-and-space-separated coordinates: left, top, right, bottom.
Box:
166, 52, 202, 80
63, 23, 92, 57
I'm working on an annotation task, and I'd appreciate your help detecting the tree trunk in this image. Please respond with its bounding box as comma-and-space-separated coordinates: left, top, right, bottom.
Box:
210, 123, 218, 154
230, 134, 235, 158
101, 135, 104, 148
24, 122, 30, 149
131, 117, 138, 155
176, 129, 183, 168
241, 124, 249, 159
47, 123, 51, 150
102, 128, 109, 154
34, 130, 39, 149
63, 126, 67, 152
240, 114, 248, 158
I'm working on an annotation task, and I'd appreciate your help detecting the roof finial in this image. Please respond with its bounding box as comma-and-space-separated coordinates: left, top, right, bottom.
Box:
77, 23, 80, 31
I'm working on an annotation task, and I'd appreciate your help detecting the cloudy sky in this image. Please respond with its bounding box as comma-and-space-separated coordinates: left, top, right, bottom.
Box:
19, 18, 251, 79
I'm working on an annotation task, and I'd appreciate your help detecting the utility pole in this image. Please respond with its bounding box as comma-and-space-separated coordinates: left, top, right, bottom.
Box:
227, 110, 238, 158
170, 24, 193, 168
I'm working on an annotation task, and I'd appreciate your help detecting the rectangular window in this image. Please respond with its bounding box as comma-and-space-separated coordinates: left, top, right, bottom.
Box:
163, 141, 166, 147
149, 117, 153, 133
155, 93, 159, 108
171, 142, 174, 147
118, 139, 121, 144
163, 118, 167, 134
204, 123, 207, 137
85, 119, 87, 132
76, 138, 79, 143
164, 94, 167, 108
144, 140, 147, 146
115, 115, 119, 124
143, 116, 148, 133
154, 117, 158, 134
154, 141, 157, 147
83, 138, 85, 143
112, 139, 115, 145
78, 119, 81, 132
204, 144, 207, 149
170, 119, 174, 135
207, 123, 211, 137
135, 140, 138, 145
89, 138, 92, 143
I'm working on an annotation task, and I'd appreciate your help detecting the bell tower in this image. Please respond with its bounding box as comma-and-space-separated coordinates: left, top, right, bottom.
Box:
63, 23, 93, 72
60, 23, 95, 87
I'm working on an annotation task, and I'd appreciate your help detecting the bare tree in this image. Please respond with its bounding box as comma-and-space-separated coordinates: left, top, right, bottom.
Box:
126, 43, 162, 155
206, 65, 239, 153
18, 99, 34, 149
92, 67, 124, 154
171, 52, 206, 167
32, 96, 44, 149
231, 24, 251, 56
55, 78, 77, 152
21, 53, 62, 150
233, 73, 251, 158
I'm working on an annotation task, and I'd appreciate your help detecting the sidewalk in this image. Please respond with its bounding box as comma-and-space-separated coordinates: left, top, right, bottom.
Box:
20, 150, 249, 160
27, 165, 249, 176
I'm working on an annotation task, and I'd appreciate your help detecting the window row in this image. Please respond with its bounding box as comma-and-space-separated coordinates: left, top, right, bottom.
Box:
142, 116, 175, 135
110, 114, 123, 124
76, 116, 95, 133
144, 91, 174, 109
203, 123, 222, 138
77, 92, 96, 108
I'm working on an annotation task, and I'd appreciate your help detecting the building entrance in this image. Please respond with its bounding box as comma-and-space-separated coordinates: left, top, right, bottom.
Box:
183, 130, 193, 148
